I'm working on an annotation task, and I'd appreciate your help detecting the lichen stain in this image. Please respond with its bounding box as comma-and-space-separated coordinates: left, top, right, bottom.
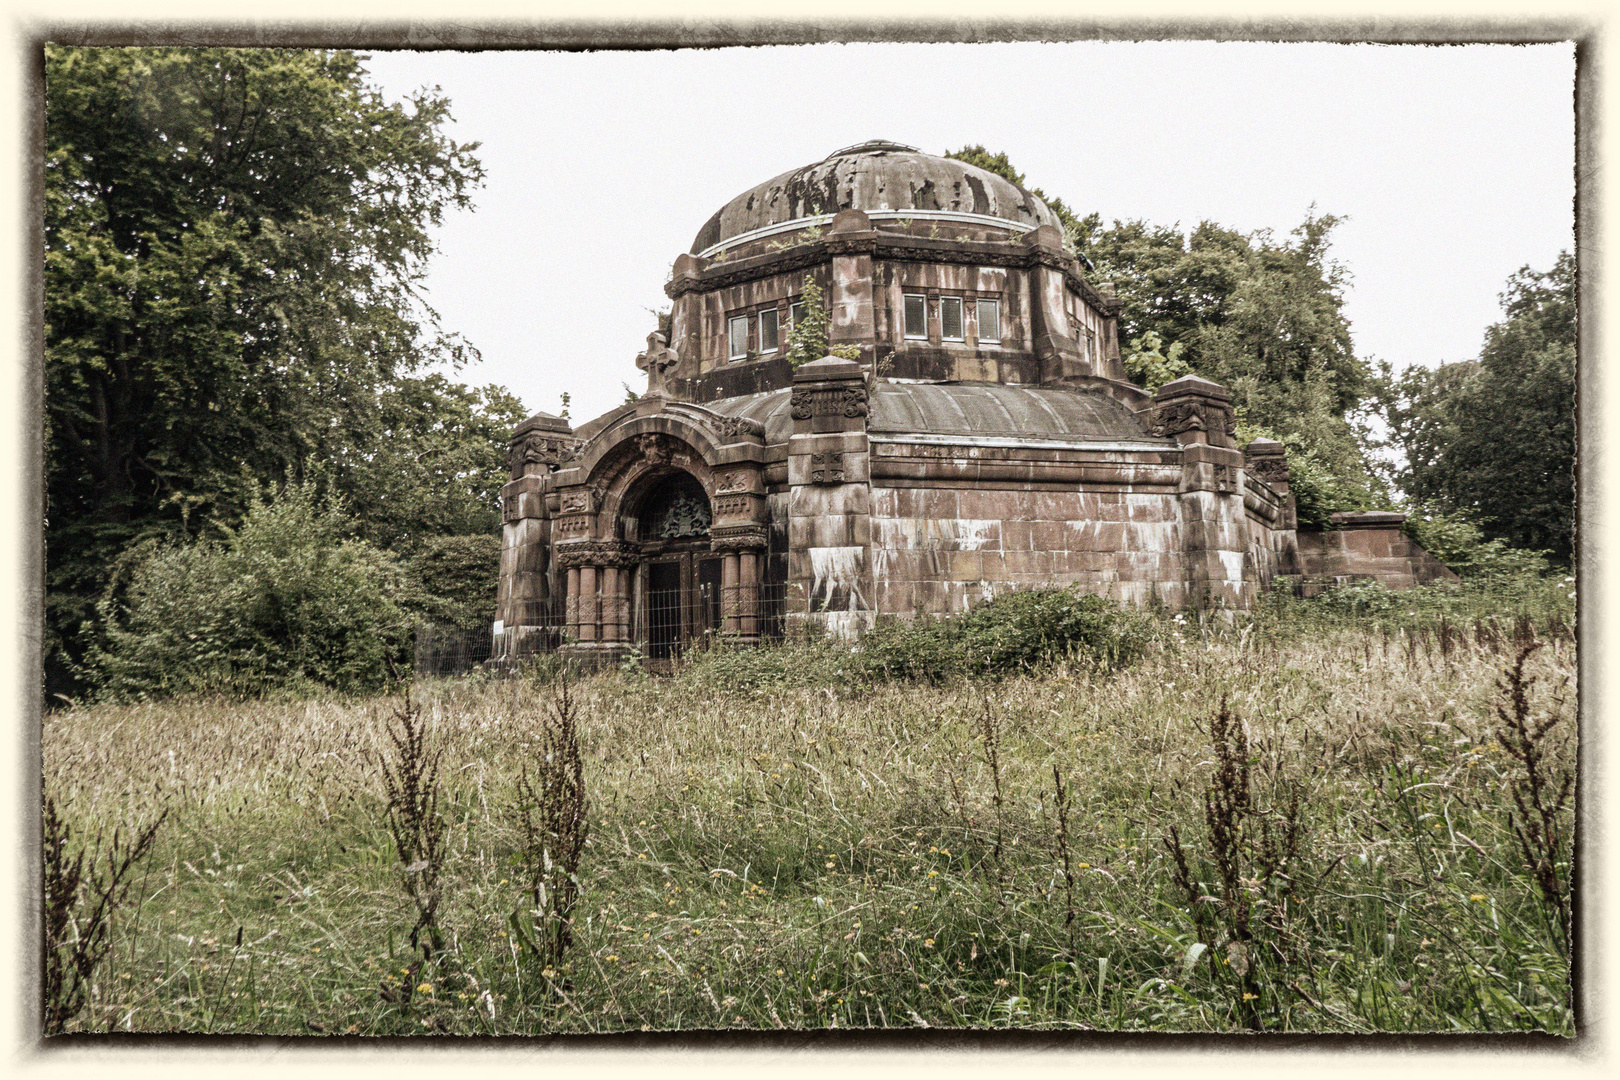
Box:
809, 546, 868, 612
873, 517, 999, 552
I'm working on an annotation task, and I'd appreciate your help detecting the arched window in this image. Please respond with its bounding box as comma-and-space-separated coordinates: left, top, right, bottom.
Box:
640, 472, 711, 541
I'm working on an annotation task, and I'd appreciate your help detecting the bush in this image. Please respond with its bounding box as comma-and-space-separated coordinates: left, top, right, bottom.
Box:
86, 484, 410, 700
858, 588, 1159, 684
403, 533, 501, 630
1402, 506, 1555, 580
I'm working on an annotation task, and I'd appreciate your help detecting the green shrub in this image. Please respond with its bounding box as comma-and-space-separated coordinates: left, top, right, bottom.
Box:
1402, 506, 1555, 580
403, 533, 501, 630
854, 588, 1159, 684
86, 484, 410, 700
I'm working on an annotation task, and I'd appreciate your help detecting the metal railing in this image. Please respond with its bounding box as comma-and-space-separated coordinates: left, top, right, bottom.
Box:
412, 584, 796, 676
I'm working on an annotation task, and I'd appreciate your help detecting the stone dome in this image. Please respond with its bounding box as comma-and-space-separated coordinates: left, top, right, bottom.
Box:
689, 140, 1062, 255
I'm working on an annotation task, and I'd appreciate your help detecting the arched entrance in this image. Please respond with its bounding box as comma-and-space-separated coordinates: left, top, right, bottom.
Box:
628, 471, 720, 659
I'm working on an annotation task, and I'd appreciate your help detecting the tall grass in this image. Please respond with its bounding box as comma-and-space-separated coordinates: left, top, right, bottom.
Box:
41, 611, 1575, 1034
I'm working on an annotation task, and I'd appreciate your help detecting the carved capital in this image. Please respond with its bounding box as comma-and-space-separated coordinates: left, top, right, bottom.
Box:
790, 383, 869, 420
709, 524, 769, 552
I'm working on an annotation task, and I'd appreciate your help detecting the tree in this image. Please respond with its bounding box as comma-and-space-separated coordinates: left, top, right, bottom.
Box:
44, 47, 494, 699
946, 148, 1381, 520
785, 276, 859, 366
1371, 253, 1575, 563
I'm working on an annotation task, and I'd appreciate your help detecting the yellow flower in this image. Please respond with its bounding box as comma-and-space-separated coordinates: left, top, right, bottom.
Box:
1243, 992, 1258, 1001
1077, 863, 1090, 870
417, 982, 433, 994
924, 938, 935, 948
927, 870, 939, 878
1470, 893, 1488, 902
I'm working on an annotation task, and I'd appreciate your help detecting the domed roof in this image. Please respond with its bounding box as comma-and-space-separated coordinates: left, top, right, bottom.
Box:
707, 382, 1163, 447
690, 141, 1062, 255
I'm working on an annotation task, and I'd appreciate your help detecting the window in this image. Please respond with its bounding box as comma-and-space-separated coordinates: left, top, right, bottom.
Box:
728, 315, 749, 360
759, 308, 780, 353
789, 300, 806, 327
940, 296, 964, 341
977, 298, 1000, 343
903, 293, 927, 339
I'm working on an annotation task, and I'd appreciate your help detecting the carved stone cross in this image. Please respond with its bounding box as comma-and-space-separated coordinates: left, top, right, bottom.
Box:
635, 331, 681, 398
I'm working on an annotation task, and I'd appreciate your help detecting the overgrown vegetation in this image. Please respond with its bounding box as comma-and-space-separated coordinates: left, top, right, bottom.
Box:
786, 276, 862, 367
43, 797, 166, 1034
42, 586, 1575, 1035
84, 483, 412, 702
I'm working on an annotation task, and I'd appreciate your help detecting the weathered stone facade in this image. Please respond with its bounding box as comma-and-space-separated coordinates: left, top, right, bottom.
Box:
494, 141, 1444, 659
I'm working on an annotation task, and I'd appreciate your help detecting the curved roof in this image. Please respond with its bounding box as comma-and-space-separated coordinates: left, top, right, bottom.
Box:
691, 141, 1061, 254
707, 382, 1162, 447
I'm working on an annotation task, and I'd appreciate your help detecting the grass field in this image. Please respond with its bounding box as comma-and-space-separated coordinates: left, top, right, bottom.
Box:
41, 607, 1577, 1036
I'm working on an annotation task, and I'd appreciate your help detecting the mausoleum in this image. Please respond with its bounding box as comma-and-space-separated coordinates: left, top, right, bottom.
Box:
494, 141, 1381, 662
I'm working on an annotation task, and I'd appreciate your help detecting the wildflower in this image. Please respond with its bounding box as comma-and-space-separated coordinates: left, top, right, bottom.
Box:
1469, 894, 1487, 902
927, 870, 939, 878
924, 938, 935, 948
994, 978, 1009, 988
1076, 863, 1090, 870
1242, 992, 1258, 1001
417, 982, 433, 994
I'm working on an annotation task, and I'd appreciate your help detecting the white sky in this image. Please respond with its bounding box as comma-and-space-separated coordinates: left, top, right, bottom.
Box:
361, 41, 1576, 425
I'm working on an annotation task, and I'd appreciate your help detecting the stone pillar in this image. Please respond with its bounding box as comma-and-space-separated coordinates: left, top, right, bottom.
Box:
826, 209, 877, 368
1022, 224, 1084, 382
600, 566, 621, 643
721, 552, 740, 635
1151, 374, 1250, 611
564, 565, 581, 639
498, 410, 574, 660
578, 565, 598, 643
739, 550, 759, 637
787, 355, 874, 640
1245, 436, 1300, 577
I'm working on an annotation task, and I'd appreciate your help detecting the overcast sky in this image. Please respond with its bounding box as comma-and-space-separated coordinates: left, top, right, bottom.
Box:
361, 41, 1575, 425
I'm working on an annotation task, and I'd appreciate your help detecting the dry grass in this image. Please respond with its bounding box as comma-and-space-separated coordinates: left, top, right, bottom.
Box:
41, 618, 1576, 1034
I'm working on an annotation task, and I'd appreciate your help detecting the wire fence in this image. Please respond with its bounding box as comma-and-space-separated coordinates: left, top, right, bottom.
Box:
412, 582, 796, 676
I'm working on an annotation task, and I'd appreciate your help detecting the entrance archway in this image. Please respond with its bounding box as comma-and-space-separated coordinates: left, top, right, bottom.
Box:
630, 471, 719, 659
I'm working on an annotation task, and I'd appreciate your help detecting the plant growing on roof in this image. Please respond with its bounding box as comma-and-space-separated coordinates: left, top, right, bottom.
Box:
786, 276, 860, 368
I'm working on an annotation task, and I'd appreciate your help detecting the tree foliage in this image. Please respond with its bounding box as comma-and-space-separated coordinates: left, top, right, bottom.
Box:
1371, 253, 1575, 563
86, 484, 410, 701
44, 47, 512, 699
954, 147, 1379, 520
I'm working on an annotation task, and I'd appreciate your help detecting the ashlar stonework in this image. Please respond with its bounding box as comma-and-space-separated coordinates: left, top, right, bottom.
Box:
494, 141, 1450, 662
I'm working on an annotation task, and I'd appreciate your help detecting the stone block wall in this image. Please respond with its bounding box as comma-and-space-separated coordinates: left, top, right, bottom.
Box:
868, 485, 1191, 613
1296, 511, 1460, 590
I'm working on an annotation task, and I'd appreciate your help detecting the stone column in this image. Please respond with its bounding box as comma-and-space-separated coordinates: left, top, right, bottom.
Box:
721, 552, 740, 635
787, 355, 874, 640
578, 565, 598, 643
564, 565, 581, 639
1151, 374, 1250, 611
739, 550, 759, 637
600, 566, 620, 643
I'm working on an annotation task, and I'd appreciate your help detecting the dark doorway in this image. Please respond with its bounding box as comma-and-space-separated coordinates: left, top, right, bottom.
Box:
647, 559, 683, 660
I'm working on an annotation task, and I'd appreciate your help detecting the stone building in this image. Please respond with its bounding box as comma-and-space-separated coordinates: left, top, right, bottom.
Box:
494, 141, 1435, 662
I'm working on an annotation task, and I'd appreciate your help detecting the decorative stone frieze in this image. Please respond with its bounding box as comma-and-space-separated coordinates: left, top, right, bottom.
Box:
710, 524, 769, 552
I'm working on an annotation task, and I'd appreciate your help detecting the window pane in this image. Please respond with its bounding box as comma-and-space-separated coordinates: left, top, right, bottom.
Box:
759, 308, 779, 352
729, 315, 749, 359
977, 299, 1000, 343
790, 301, 805, 327
940, 296, 963, 340
903, 294, 926, 338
